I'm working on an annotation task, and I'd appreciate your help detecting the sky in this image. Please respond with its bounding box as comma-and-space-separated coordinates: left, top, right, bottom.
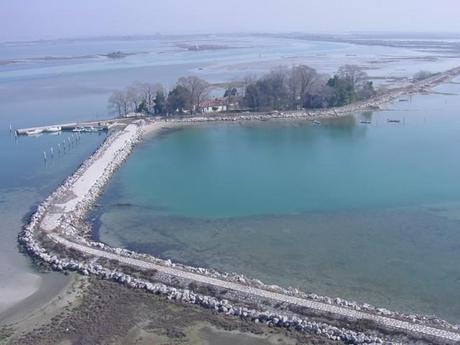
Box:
1, 0, 460, 42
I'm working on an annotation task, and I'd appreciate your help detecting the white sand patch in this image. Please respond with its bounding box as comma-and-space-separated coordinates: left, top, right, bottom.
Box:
0, 272, 42, 313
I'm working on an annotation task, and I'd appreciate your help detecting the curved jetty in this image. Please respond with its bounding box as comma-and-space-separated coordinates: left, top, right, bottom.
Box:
18, 67, 460, 345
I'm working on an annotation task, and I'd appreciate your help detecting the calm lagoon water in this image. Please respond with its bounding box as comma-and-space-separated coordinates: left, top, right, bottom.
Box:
95, 81, 460, 323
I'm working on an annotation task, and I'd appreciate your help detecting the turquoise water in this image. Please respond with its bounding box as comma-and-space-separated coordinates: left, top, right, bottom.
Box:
95, 81, 460, 323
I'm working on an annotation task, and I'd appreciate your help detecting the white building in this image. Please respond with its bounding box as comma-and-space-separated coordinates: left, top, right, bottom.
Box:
200, 99, 228, 113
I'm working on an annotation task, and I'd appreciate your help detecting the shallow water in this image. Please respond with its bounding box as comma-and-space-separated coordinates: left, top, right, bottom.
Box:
0, 130, 106, 320
95, 81, 460, 323
199, 326, 295, 345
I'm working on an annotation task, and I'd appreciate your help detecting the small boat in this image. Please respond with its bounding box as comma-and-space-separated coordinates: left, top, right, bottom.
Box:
73, 125, 108, 132
360, 120, 371, 124
89, 125, 108, 132
25, 128, 44, 136
313, 120, 321, 125
387, 119, 401, 123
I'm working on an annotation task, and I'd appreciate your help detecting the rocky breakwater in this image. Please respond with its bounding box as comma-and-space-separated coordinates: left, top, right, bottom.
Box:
19, 240, 386, 345
78, 236, 460, 335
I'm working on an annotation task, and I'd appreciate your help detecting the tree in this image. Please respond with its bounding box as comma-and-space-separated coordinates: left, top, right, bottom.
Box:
126, 85, 143, 113
137, 82, 163, 114
356, 81, 376, 101
303, 76, 335, 108
223, 87, 239, 108
242, 75, 257, 97
154, 90, 167, 115
264, 68, 289, 109
327, 75, 356, 106
167, 85, 192, 114
242, 68, 289, 110
136, 100, 149, 113
108, 90, 129, 116
243, 84, 260, 109
328, 65, 373, 106
337, 65, 367, 90
287, 65, 318, 108
224, 87, 238, 98
177, 76, 210, 113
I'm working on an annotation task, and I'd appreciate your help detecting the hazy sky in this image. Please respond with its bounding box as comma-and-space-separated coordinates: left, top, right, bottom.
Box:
1, 0, 460, 42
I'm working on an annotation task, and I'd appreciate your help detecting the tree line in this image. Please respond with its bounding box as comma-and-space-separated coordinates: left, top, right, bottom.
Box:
108, 76, 211, 117
108, 65, 377, 116
243, 65, 376, 111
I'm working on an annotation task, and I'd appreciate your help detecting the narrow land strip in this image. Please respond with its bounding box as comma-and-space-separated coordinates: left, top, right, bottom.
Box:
51, 235, 460, 342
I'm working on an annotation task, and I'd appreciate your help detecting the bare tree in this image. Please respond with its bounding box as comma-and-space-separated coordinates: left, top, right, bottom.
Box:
303, 74, 333, 108
136, 82, 163, 113
108, 90, 128, 116
264, 67, 289, 109
287, 65, 318, 108
125, 85, 144, 113
177, 76, 210, 113
337, 65, 367, 89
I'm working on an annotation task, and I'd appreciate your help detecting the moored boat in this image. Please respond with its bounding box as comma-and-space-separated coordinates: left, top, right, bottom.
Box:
25, 128, 44, 136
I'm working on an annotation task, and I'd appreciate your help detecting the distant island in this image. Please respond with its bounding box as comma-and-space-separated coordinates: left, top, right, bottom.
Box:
103, 51, 135, 59
176, 43, 239, 51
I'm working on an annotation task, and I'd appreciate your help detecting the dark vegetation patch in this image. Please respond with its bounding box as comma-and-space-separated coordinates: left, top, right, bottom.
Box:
9, 279, 337, 345
0, 326, 14, 342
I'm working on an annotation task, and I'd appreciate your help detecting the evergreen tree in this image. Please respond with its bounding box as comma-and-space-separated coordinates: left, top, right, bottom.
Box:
154, 90, 167, 115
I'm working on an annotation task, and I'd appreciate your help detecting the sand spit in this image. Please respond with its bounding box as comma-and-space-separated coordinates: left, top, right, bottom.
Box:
17, 67, 460, 345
